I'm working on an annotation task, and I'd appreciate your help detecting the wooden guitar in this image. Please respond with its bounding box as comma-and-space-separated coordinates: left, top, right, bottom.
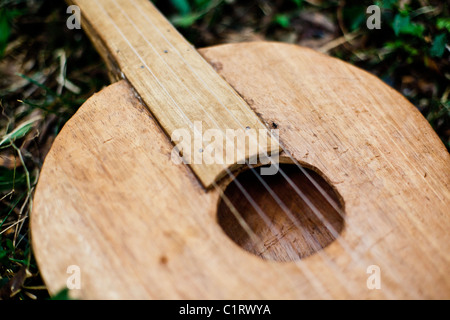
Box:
31, 0, 450, 299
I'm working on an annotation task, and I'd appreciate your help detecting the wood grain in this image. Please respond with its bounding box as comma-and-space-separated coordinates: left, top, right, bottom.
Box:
66, 0, 279, 188
32, 42, 450, 299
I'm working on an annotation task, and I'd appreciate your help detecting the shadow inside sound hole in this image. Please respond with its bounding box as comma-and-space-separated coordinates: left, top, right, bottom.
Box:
217, 164, 345, 262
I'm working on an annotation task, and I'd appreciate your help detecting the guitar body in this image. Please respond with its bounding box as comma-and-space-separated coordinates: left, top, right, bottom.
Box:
31, 41, 450, 299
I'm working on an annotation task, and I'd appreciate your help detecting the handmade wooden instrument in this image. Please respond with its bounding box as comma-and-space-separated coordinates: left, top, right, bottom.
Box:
31, 0, 450, 299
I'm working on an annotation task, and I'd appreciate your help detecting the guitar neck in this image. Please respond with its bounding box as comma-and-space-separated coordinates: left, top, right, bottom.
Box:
69, 0, 279, 187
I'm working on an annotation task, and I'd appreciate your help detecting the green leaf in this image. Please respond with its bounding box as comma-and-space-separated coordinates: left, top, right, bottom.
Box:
171, 13, 199, 28
50, 288, 73, 300
436, 18, 450, 33
384, 40, 419, 56
0, 9, 12, 56
343, 6, 367, 32
430, 33, 447, 58
0, 117, 40, 147
0, 168, 26, 191
376, 0, 396, 10
0, 8, 22, 56
274, 14, 291, 28
0, 248, 8, 265
193, 0, 213, 11
17, 73, 59, 97
170, 0, 191, 16
392, 14, 424, 37
8, 258, 29, 265
350, 13, 366, 31
5, 238, 14, 251
291, 0, 303, 7
392, 14, 408, 36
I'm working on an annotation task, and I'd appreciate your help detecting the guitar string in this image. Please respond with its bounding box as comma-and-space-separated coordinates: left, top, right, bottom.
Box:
122, 0, 346, 255
276, 43, 449, 278
95, 0, 409, 299
116, 2, 350, 299
211, 180, 334, 299
129, 0, 424, 299
110, 0, 364, 297
97, 0, 344, 299
104, 0, 405, 299
127, 0, 384, 262
129, 0, 351, 225
278, 47, 446, 263
119, 0, 426, 300
342, 77, 449, 251
94, 0, 332, 299
124, 0, 409, 299
275, 47, 445, 283
122, 0, 367, 269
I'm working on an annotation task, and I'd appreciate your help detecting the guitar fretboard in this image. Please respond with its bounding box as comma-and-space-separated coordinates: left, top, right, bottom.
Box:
70, 0, 280, 187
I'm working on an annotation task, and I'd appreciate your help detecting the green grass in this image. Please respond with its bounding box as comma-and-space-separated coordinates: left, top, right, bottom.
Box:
0, 0, 448, 299
0, 0, 108, 300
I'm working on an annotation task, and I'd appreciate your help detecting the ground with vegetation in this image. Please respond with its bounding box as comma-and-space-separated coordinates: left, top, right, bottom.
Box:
0, 0, 448, 299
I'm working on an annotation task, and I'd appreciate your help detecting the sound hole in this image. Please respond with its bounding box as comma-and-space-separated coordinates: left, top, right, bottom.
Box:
217, 164, 345, 262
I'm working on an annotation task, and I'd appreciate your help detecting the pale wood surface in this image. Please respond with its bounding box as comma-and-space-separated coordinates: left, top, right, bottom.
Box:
66, 0, 279, 188
32, 42, 450, 299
